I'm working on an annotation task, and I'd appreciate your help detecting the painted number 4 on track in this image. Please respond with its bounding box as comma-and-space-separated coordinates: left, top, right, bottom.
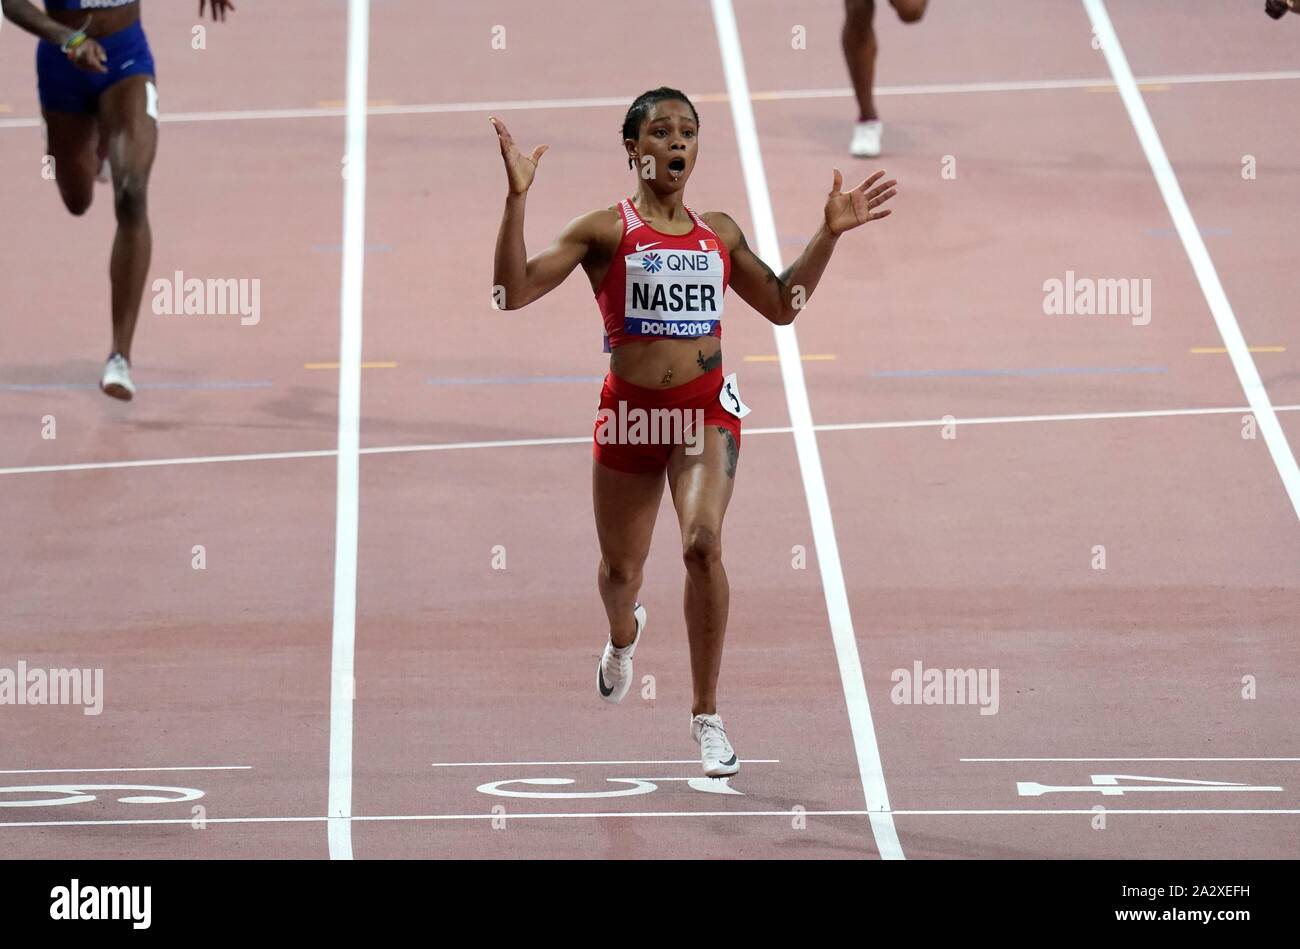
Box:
1017, 774, 1283, 797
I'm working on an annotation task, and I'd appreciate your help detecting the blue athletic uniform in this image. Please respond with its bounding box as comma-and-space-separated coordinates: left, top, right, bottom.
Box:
36, 1, 156, 114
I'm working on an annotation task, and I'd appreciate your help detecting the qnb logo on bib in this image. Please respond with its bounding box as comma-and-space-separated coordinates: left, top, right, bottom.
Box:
624, 249, 724, 339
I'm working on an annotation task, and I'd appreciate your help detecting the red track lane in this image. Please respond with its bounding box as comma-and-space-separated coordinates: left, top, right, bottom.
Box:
352, 0, 884, 859
1, 3, 348, 857
2, 0, 1297, 859
756, 0, 1300, 858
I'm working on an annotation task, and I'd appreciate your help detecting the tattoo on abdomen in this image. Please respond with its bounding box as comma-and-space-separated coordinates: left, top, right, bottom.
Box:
718, 426, 739, 479
697, 350, 723, 372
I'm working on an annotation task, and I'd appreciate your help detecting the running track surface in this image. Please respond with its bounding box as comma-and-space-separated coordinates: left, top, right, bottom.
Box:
1, 0, 1298, 859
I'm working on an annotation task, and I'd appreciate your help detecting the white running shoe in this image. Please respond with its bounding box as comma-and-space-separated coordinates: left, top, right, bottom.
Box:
850, 119, 883, 158
100, 352, 135, 401
95, 138, 111, 183
691, 712, 740, 777
596, 602, 646, 704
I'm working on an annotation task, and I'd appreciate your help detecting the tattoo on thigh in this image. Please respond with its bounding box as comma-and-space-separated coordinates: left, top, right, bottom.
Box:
697, 350, 723, 372
718, 426, 739, 478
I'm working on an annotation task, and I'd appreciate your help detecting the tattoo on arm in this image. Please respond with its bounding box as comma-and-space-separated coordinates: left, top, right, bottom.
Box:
697, 349, 723, 372
739, 229, 782, 289
717, 426, 739, 479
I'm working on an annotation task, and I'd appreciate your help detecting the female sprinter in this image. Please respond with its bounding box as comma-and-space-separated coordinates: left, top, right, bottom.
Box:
0, 0, 236, 400
489, 87, 896, 776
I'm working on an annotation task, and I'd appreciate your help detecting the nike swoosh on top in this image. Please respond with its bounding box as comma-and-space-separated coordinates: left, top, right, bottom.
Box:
634, 242, 661, 251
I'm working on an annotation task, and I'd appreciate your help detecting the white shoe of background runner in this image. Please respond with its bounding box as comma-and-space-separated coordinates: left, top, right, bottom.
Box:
850, 119, 883, 158
96, 138, 110, 183
100, 352, 135, 401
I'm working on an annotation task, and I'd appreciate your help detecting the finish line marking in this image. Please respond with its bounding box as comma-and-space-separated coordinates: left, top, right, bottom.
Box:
6, 403, 1300, 477
4, 807, 1300, 829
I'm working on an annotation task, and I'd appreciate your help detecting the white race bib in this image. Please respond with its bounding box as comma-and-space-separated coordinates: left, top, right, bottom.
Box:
623, 248, 724, 339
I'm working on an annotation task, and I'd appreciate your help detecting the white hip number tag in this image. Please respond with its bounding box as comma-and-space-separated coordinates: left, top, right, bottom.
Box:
719, 372, 751, 419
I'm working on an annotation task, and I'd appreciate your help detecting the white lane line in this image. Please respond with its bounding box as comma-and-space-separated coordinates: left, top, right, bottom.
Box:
814, 403, 1300, 433
961, 754, 1300, 759
757, 70, 1300, 101
891, 809, 1300, 816
964, 757, 1300, 763
711, 0, 901, 861
5, 404, 1300, 477
2, 69, 1297, 130
1085, 0, 1300, 524
0, 448, 337, 476
1135, 69, 1300, 86
432, 759, 780, 767
361, 434, 587, 456
4, 808, 1300, 829
892, 809, 1300, 816
0, 766, 252, 774
326, 0, 371, 862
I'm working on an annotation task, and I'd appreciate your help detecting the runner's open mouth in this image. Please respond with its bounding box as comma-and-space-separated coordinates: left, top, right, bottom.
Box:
668, 157, 686, 173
